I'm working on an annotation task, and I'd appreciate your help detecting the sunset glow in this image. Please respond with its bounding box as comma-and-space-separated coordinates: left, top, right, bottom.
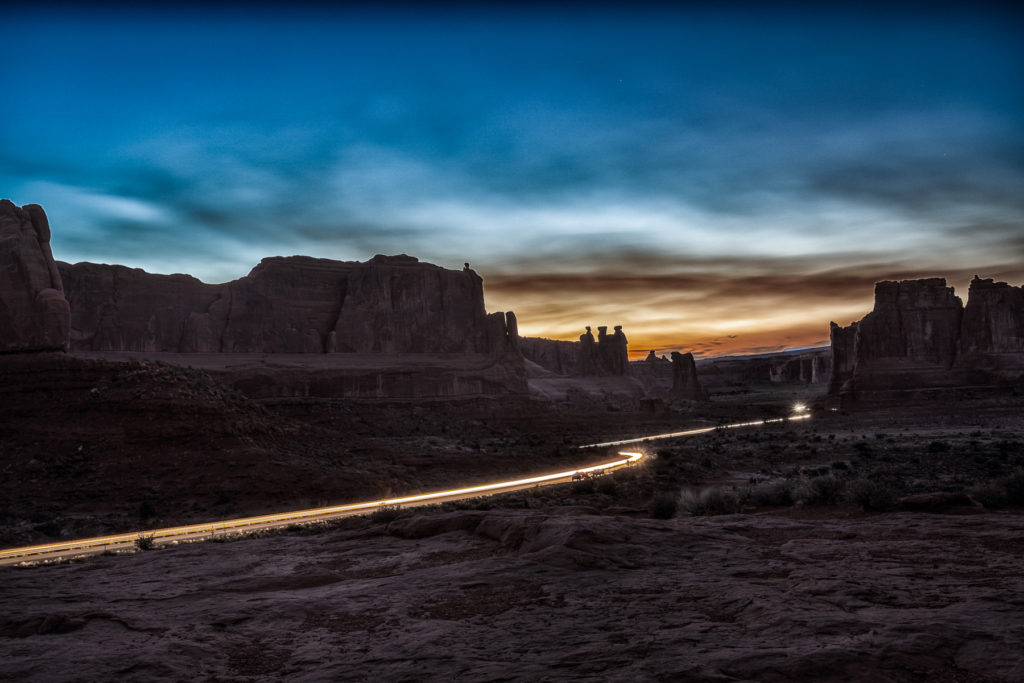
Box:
3, 3, 1021, 357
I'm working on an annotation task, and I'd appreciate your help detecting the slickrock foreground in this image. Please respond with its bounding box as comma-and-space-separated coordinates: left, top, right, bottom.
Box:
2, 508, 1022, 681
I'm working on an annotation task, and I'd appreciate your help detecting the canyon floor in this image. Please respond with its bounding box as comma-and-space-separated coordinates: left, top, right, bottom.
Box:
2, 356, 1023, 681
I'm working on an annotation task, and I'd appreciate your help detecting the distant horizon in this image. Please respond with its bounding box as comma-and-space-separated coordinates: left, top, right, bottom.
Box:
4, 2, 1022, 357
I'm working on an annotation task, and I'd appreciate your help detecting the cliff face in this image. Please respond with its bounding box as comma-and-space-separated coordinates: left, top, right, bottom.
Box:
519, 336, 579, 375
833, 277, 1024, 404
0, 201, 69, 352
669, 351, 709, 401
59, 255, 517, 356
519, 325, 629, 377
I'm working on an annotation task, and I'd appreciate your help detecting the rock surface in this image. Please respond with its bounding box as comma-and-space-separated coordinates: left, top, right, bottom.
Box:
59, 255, 517, 356
0, 201, 69, 352
832, 277, 1024, 405
3, 508, 1022, 681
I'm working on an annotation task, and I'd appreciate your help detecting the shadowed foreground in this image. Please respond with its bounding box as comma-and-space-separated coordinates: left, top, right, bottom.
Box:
3, 507, 1022, 681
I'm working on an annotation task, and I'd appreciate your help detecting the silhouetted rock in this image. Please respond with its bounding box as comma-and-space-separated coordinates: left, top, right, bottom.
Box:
519, 336, 579, 375
669, 351, 709, 401
834, 277, 1024, 405
520, 325, 632, 377
0, 200, 69, 352
59, 255, 518, 356
958, 277, 1024, 382
828, 321, 858, 395
768, 348, 831, 384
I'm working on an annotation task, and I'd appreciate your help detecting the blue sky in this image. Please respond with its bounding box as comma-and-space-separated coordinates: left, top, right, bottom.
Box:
3, 2, 1022, 356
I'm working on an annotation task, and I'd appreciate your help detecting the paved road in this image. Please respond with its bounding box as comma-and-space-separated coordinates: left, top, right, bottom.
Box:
0, 412, 810, 566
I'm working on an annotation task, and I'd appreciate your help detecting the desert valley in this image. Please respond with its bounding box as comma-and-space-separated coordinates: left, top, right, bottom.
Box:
2, 199, 1023, 681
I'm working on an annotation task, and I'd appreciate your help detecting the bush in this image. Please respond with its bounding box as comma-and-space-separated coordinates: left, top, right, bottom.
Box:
135, 533, 156, 551
649, 492, 678, 519
793, 475, 845, 505
969, 482, 1008, 509
750, 479, 793, 507
594, 476, 618, 495
927, 440, 950, 453
1004, 471, 1024, 506
369, 505, 402, 524
845, 479, 895, 511
678, 486, 744, 516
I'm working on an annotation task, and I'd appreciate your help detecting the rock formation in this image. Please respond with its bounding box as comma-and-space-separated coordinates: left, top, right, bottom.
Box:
831, 277, 1024, 404
768, 348, 831, 385
669, 351, 709, 401
519, 324, 631, 377
519, 336, 579, 375
0, 200, 69, 352
828, 322, 858, 396
59, 255, 518, 356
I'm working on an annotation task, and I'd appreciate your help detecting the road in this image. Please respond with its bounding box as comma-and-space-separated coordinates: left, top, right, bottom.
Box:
0, 412, 810, 566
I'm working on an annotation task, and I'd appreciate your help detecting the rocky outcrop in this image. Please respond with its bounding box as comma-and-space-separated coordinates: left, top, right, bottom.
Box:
958, 277, 1024, 382
59, 255, 518, 356
519, 337, 579, 375
669, 351, 709, 401
0, 201, 69, 352
833, 277, 1024, 404
519, 325, 630, 377
768, 348, 831, 385
828, 321, 858, 396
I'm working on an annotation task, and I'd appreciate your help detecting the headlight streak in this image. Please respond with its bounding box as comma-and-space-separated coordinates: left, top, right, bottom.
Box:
0, 414, 810, 564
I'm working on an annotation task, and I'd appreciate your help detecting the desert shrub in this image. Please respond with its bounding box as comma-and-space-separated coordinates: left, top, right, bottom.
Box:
750, 479, 793, 507
969, 482, 1009, 509
794, 475, 845, 505
927, 440, 950, 453
594, 476, 617, 496
1003, 471, 1024, 506
844, 478, 895, 511
369, 505, 402, 524
678, 486, 743, 516
649, 492, 678, 519
853, 441, 873, 456
572, 478, 595, 494
613, 468, 636, 483
135, 533, 156, 551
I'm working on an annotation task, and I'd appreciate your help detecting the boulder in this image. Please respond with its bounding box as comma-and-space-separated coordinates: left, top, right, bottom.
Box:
0, 201, 69, 352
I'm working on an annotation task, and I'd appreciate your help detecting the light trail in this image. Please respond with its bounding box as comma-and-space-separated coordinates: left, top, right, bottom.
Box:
0, 411, 811, 566
583, 412, 811, 448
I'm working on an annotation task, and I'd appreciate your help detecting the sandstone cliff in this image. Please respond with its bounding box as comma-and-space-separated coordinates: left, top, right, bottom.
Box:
832, 277, 1024, 404
669, 351, 709, 401
519, 325, 629, 377
0, 201, 70, 352
59, 255, 518, 356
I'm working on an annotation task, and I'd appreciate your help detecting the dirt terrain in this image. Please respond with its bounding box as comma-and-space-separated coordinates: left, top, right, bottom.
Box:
2, 365, 1023, 680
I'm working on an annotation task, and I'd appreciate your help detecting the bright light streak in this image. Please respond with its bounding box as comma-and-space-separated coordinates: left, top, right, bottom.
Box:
0, 412, 811, 564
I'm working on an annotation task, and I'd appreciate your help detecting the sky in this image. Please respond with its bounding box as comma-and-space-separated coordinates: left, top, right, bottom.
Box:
2, 2, 1022, 358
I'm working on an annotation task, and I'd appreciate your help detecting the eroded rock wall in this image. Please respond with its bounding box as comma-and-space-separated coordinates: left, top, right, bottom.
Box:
0, 201, 69, 352
835, 277, 1024, 405
59, 254, 517, 356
